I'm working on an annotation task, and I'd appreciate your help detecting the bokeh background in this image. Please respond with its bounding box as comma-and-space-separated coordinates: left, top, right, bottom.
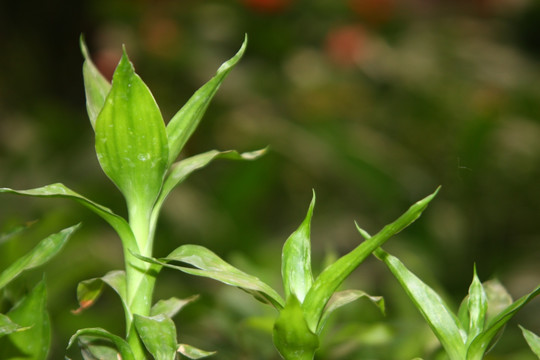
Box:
1, 0, 540, 359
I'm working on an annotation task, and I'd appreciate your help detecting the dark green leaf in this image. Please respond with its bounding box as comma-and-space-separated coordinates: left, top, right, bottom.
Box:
134, 314, 177, 360
73, 271, 128, 316
0, 224, 80, 289
282, 191, 314, 303
68, 328, 135, 360
166, 35, 247, 166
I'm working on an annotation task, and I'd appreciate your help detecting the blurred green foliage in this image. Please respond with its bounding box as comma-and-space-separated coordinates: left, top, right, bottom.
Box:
1, 0, 539, 359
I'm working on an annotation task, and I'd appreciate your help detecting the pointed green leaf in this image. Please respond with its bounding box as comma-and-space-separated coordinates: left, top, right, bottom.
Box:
467, 285, 540, 359
80, 35, 111, 129
520, 326, 540, 358
282, 192, 315, 303
177, 343, 216, 359
0, 184, 138, 252
0, 224, 80, 289
466, 266, 487, 345
166, 35, 247, 166
68, 328, 135, 360
150, 295, 199, 319
0, 314, 28, 338
272, 294, 319, 360
5, 279, 50, 360
95, 47, 168, 213
302, 187, 440, 334
73, 271, 128, 316
134, 314, 177, 360
318, 290, 385, 333
135, 245, 284, 309
375, 248, 466, 360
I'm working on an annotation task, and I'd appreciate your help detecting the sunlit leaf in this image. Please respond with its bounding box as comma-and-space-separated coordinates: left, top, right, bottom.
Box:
73, 271, 128, 316
0, 224, 80, 290
374, 248, 466, 360
150, 295, 199, 319
466, 266, 487, 345
520, 326, 540, 358
177, 343, 216, 359
95, 47, 168, 215
68, 328, 135, 360
0, 183, 138, 252
135, 245, 284, 309
166, 35, 247, 166
134, 314, 177, 360
302, 187, 440, 334
80, 35, 111, 129
282, 191, 314, 303
3, 279, 50, 360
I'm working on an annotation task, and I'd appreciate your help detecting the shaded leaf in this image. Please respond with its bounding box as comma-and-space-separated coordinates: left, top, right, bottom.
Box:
150, 295, 199, 319
520, 326, 540, 358
78, 336, 120, 360
134, 314, 177, 360
80, 35, 111, 129
302, 187, 440, 334
0, 224, 80, 289
95, 47, 168, 214
0, 220, 37, 246
166, 35, 247, 166
68, 328, 135, 360
177, 343, 216, 359
73, 271, 128, 316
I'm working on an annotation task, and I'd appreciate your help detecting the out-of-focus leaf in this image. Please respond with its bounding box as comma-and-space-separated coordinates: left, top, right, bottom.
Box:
80, 35, 111, 129
3, 279, 50, 360
467, 285, 540, 360
466, 266, 487, 345
484, 279, 513, 323
150, 295, 199, 319
272, 294, 319, 360
520, 326, 540, 358
166, 35, 247, 166
374, 248, 466, 360
0, 224, 80, 289
0, 314, 28, 338
135, 245, 284, 309
95, 47, 168, 215
153, 148, 266, 220
282, 191, 314, 303
177, 343, 216, 359
302, 187, 440, 334
0, 184, 138, 252
0, 220, 37, 245
73, 271, 127, 316
319, 289, 385, 333
78, 336, 120, 360
68, 328, 135, 360
134, 314, 177, 360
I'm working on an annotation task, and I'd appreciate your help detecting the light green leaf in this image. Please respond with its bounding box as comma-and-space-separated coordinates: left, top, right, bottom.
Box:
302, 187, 440, 334
166, 35, 247, 166
73, 271, 128, 317
466, 266, 487, 345
0, 314, 28, 338
150, 295, 199, 319
80, 35, 111, 129
134, 314, 177, 360
483, 279, 513, 323
0, 183, 138, 252
272, 294, 319, 360
375, 248, 466, 360
68, 328, 135, 360
177, 343, 216, 359
95, 47, 169, 214
3, 279, 50, 360
0, 224, 80, 289
136, 245, 284, 309
282, 191, 315, 303
467, 285, 540, 360
520, 326, 540, 358
319, 290, 385, 333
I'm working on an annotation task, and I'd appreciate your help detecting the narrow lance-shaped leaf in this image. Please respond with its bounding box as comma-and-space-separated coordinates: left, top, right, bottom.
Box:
520, 326, 540, 358
0, 184, 138, 252
177, 343, 216, 359
282, 191, 315, 303
466, 265, 488, 345
95, 47, 169, 215
166, 35, 247, 166
134, 314, 177, 360
374, 247, 466, 360
302, 187, 440, 334
80, 35, 111, 129
135, 245, 285, 309
0, 224, 80, 289
68, 328, 135, 360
